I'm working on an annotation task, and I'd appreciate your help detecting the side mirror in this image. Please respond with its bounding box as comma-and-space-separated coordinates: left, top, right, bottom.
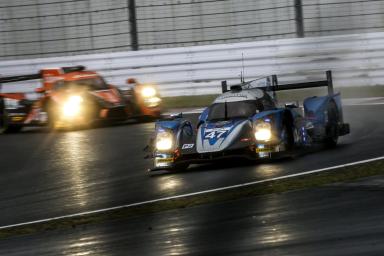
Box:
35, 87, 45, 93
126, 78, 137, 84
170, 112, 183, 119
221, 81, 228, 93
285, 102, 299, 108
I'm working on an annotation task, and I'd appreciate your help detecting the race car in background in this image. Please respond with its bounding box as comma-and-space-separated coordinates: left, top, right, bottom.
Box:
0, 66, 161, 132
146, 71, 350, 172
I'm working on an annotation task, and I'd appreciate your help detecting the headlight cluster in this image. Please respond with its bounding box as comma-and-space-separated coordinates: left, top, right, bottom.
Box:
156, 131, 174, 151
254, 122, 272, 141
62, 95, 83, 118
141, 87, 157, 98
140, 86, 161, 107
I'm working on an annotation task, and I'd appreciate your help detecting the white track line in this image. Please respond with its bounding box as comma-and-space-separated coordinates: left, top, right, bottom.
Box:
344, 102, 384, 106
1, 155, 384, 231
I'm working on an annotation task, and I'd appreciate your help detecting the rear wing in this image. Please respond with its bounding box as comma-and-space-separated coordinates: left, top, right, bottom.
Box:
0, 65, 86, 84
222, 70, 335, 96
272, 70, 334, 95
0, 73, 42, 84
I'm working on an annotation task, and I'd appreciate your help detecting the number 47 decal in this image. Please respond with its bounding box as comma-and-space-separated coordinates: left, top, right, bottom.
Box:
205, 130, 227, 139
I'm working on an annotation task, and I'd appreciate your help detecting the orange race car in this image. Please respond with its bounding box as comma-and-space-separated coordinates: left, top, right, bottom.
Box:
0, 66, 161, 132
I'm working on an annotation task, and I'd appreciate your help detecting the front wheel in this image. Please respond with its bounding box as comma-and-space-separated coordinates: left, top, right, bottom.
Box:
324, 102, 339, 148
47, 109, 58, 131
280, 122, 294, 152
0, 109, 7, 134
0, 110, 22, 134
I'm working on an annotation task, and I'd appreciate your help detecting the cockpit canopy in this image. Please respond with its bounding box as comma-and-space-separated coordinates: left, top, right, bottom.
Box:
53, 77, 109, 91
208, 93, 275, 121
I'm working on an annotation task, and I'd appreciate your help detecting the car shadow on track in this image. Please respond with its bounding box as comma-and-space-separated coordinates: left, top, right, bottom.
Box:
149, 142, 353, 177
149, 157, 296, 177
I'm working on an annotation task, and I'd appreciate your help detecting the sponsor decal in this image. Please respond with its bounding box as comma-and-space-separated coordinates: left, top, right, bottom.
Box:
8, 113, 26, 116
201, 120, 244, 146
155, 157, 174, 167
44, 76, 61, 83
217, 94, 248, 100
204, 127, 231, 140
256, 147, 272, 153
11, 116, 24, 122
157, 158, 174, 163
182, 144, 194, 149
73, 74, 99, 79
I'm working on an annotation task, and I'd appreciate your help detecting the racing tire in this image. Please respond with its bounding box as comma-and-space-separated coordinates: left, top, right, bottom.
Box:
280, 120, 294, 152
5, 125, 22, 133
47, 109, 57, 132
0, 107, 22, 134
46, 101, 62, 132
0, 120, 22, 133
324, 101, 339, 148
0, 107, 6, 134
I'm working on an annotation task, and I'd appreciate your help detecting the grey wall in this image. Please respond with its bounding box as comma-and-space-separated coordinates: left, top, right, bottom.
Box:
0, 0, 383, 60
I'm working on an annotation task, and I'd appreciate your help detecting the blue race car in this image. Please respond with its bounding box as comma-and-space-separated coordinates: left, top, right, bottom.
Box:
147, 71, 350, 172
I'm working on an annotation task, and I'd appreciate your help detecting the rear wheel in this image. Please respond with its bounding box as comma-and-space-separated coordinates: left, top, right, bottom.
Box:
0, 109, 8, 134
324, 101, 339, 148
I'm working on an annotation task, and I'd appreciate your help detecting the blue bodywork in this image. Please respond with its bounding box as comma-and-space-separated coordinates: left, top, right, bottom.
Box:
149, 73, 350, 171
155, 93, 342, 154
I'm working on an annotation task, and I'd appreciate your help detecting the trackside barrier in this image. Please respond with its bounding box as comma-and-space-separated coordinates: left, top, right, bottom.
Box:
1, 32, 384, 97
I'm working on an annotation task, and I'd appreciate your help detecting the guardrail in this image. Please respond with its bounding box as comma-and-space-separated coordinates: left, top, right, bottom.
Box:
1, 32, 384, 97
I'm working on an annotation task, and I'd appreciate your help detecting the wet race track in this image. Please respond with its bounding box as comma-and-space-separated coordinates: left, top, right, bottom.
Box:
0, 103, 383, 228
3, 178, 384, 255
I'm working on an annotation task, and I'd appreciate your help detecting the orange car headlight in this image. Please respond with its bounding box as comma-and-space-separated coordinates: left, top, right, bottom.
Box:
62, 95, 83, 118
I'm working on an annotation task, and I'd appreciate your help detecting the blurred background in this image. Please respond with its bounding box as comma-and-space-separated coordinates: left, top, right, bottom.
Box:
0, 0, 383, 59
1, 0, 384, 98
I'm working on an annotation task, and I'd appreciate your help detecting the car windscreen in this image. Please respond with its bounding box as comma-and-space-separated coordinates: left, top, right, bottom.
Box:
54, 77, 109, 91
207, 100, 264, 121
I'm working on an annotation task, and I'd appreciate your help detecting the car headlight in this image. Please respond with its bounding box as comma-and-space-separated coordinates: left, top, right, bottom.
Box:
62, 95, 83, 118
255, 122, 272, 141
156, 131, 174, 151
141, 87, 157, 98
144, 96, 161, 107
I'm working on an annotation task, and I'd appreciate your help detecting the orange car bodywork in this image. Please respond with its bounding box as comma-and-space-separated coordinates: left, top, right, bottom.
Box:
0, 66, 161, 129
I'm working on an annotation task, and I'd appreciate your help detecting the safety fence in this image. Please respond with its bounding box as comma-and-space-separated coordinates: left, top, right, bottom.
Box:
1, 0, 384, 59
1, 31, 384, 97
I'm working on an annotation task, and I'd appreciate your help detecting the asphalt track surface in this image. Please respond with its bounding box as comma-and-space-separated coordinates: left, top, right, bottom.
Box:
0, 103, 383, 227
2, 176, 384, 255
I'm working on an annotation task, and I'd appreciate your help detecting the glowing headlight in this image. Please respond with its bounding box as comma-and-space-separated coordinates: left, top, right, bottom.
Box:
141, 87, 157, 98
156, 132, 173, 151
255, 122, 272, 141
144, 96, 161, 107
62, 95, 83, 118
